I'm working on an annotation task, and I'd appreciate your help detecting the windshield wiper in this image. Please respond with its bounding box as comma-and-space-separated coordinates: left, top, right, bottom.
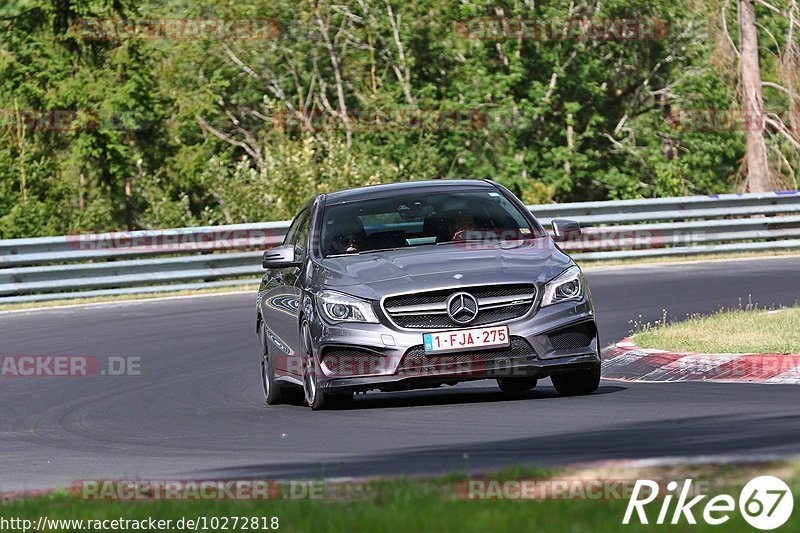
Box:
356, 247, 403, 255
435, 239, 487, 245
357, 242, 439, 255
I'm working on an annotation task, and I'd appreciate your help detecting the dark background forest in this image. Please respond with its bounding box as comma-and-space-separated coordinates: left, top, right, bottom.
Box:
1, 0, 798, 238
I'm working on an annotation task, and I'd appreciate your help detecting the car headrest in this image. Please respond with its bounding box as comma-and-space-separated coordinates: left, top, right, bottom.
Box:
422, 213, 451, 243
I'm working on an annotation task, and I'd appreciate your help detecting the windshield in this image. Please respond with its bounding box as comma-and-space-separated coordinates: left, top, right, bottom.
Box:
320, 189, 543, 257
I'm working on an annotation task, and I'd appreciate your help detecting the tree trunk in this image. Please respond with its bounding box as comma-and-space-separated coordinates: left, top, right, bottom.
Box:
78, 172, 85, 211
13, 99, 27, 206
738, 0, 772, 191
124, 178, 133, 231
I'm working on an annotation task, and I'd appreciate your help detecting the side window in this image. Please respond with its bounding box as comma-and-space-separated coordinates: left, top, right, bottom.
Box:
282, 208, 312, 263
283, 209, 306, 247
293, 210, 311, 261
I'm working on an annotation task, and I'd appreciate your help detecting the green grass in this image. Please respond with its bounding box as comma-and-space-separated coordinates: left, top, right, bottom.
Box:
3, 463, 799, 532
633, 306, 800, 354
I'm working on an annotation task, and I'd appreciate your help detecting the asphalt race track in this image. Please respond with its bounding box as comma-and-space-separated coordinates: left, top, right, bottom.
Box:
2, 257, 800, 491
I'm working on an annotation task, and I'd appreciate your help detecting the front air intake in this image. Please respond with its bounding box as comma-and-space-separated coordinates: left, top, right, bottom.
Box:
547, 322, 595, 351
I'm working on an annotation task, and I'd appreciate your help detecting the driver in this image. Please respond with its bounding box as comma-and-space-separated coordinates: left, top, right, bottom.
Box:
452, 212, 476, 235
328, 218, 366, 254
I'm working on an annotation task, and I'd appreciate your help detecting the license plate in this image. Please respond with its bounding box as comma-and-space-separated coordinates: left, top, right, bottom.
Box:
423, 325, 510, 354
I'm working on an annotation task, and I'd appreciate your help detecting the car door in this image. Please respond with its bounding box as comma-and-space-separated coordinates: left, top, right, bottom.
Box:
282, 205, 313, 375
260, 206, 311, 376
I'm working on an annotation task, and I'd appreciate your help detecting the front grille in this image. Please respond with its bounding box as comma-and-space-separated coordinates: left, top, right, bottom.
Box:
547, 322, 595, 351
398, 336, 536, 375
383, 284, 536, 330
321, 347, 388, 376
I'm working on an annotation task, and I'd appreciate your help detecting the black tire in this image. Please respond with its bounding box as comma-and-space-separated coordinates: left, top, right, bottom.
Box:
300, 320, 355, 411
497, 377, 538, 393
301, 320, 329, 410
550, 364, 601, 396
259, 321, 284, 405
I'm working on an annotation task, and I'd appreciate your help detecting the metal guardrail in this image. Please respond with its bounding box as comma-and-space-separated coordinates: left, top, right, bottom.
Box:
1, 191, 798, 303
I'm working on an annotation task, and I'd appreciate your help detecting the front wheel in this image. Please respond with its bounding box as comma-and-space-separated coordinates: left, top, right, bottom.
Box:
259, 321, 284, 405
497, 377, 538, 393
301, 321, 353, 410
550, 364, 601, 396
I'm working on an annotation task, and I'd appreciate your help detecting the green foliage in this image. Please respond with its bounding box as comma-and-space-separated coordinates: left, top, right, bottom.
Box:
0, 0, 792, 238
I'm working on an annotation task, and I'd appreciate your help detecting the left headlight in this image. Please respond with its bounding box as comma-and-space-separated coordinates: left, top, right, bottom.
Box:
541, 266, 585, 307
316, 290, 379, 324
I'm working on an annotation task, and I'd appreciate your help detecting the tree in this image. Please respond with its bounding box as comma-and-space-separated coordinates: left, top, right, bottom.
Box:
0, 0, 794, 238
738, 0, 772, 191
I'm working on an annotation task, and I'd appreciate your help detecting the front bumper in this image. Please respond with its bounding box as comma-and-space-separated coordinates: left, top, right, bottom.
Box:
321, 353, 599, 392
312, 296, 600, 393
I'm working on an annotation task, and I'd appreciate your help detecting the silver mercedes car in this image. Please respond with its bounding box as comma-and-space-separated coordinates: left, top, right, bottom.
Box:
256, 179, 600, 410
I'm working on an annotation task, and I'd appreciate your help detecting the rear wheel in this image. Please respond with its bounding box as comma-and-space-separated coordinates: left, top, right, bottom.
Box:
259, 321, 284, 405
551, 364, 601, 396
497, 377, 538, 393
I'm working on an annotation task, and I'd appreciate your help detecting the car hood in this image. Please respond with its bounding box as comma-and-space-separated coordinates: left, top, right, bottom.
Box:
309, 238, 574, 300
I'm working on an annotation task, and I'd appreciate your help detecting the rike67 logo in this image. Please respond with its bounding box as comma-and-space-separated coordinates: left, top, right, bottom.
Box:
624, 476, 793, 530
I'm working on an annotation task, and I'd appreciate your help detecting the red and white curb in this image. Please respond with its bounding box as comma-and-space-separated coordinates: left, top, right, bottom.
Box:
601, 338, 800, 384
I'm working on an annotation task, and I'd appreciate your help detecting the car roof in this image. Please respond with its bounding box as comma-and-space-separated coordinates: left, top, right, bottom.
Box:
322, 179, 496, 204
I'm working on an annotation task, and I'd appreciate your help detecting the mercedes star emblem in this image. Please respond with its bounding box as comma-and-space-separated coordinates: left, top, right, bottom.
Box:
446, 292, 479, 324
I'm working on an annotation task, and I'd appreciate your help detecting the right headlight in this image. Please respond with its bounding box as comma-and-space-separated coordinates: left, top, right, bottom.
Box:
316, 290, 379, 324
541, 266, 584, 307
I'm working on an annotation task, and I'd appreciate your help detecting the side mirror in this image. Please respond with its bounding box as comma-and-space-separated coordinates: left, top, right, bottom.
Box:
551, 219, 581, 242
262, 244, 301, 269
